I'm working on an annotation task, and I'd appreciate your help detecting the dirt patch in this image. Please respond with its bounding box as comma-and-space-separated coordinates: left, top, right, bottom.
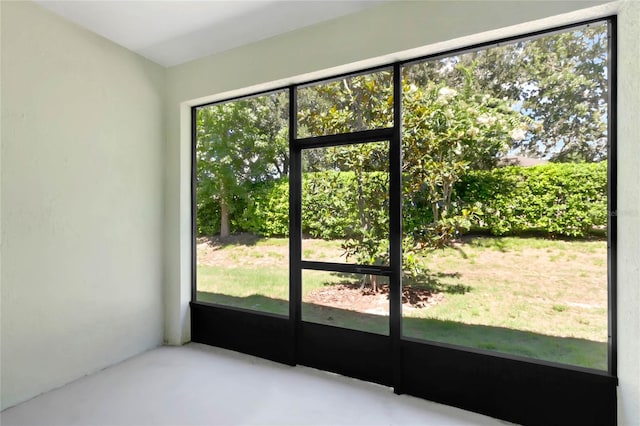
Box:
305, 282, 445, 315
197, 234, 289, 268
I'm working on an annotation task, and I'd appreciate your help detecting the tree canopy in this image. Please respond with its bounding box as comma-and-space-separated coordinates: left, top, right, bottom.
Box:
196, 92, 288, 237
406, 22, 608, 161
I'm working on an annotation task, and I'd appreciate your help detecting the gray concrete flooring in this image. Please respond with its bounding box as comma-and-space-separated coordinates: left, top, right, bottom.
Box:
1, 343, 511, 425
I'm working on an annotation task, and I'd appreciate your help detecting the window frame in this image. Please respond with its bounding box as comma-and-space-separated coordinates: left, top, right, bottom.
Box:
190, 17, 618, 426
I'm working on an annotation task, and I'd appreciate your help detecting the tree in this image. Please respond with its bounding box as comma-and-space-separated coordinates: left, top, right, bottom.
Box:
299, 72, 393, 290
298, 70, 529, 289
406, 23, 609, 162
298, 69, 393, 138
196, 92, 288, 238
512, 24, 608, 162
332, 144, 389, 292
401, 73, 532, 252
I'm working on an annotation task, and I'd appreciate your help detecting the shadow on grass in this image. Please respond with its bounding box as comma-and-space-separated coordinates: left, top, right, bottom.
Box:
198, 232, 263, 248
196, 291, 607, 371
327, 271, 470, 295
404, 272, 470, 295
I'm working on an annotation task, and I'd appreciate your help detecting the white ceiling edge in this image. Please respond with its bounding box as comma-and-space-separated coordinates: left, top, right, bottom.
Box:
34, 1, 384, 67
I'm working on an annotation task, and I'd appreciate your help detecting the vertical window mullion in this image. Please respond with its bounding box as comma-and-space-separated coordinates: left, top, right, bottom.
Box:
390, 63, 403, 392
606, 17, 617, 377
191, 106, 198, 302
289, 87, 302, 356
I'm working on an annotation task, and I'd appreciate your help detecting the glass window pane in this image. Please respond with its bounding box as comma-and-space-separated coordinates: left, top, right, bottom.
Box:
297, 69, 393, 138
195, 90, 290, 316
302, 270, 389, 335
302, 142, 389, 266
401, 23, 609, 370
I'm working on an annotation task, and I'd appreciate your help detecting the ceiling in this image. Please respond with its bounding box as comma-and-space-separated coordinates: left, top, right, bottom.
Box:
34, 1, 383, 67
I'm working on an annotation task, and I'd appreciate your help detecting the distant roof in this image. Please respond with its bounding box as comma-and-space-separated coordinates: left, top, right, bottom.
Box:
498, 156, 549, 167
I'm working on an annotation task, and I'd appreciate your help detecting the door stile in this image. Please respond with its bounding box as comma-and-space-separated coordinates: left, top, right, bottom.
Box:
289, 86, 302, 364
390, 62, 403, 394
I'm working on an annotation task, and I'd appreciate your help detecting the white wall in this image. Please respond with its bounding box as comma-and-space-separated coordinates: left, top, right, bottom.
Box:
616, 1, 640, 424
164, 1, 639, 424
1, 1, 165, 410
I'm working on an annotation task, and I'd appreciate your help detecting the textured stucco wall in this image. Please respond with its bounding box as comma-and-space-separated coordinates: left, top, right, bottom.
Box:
1, 1, 166, 410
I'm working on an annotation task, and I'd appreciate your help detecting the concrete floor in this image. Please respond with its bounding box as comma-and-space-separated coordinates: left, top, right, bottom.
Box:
1, 343, 511, 425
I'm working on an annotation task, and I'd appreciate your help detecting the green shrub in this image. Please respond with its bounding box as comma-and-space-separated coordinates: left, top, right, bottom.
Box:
196, 196, 220, 237
456, 162, 607, 237
200, 162, 607, 239
237, 172, 389, 238
239, 179, 290, 237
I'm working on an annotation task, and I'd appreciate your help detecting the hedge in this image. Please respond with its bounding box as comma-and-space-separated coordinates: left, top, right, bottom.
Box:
198, 162, 607, 239
456, 162, 607, 237
239, 171, 388, 239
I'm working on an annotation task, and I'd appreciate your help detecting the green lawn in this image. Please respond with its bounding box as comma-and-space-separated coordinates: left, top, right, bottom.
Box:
196, 235, 608, 370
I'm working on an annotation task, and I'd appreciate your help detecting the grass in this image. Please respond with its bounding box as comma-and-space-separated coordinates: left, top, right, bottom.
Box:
407, 237, 607, 344
196, 235, 608, 370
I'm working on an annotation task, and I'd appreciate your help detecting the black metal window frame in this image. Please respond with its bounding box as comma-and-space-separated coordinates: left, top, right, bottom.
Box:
190, 17, 618, 426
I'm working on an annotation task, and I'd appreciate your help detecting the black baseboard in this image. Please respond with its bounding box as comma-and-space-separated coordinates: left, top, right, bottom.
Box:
297, 321, 392, 387
191, 303, 616, 426
400, 339, 617, 426
191, 302, 294, 365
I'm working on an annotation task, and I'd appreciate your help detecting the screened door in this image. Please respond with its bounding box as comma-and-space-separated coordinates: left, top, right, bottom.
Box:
291, 138, 396, 384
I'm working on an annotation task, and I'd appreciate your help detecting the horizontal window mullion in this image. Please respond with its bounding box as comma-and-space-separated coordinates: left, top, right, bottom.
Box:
294, 128, 393, 149
301, 260, 392, 276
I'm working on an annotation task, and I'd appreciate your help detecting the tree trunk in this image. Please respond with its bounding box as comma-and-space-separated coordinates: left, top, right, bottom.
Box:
432, 202, 440, 223
356, 172, 366, 230
220, 198, 230, 239
370, 274, 378, 293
